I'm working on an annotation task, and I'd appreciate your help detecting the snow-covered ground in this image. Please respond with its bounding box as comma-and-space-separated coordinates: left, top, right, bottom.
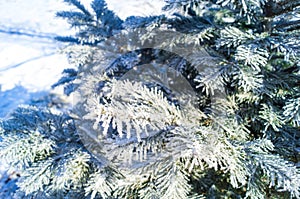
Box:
0, 0, 75, 119
0, 0, 165, 116
0, 0, 73, 91
0, 0, 165, 196
106, 0, 165, 20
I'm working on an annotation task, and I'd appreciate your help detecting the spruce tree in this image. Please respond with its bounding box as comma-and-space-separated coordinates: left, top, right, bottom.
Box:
1, 0, 300, 198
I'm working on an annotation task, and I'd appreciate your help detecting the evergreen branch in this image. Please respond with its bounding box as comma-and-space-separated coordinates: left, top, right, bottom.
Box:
63, 0, 91, 16
233, 67, 264, 92
49, 150, 91, 192
103, 130, 168, 166
59, 45, 97, 67
234, 45, 269, 71
170, 127, 249, 188
163, 0, 204, 16
52, 68, 78, 89
0, 131, 55, 171
138, 180, 160, 199
91, 0, 123, 27
274, 19, 300, 32
156, 162, 192, 199
83, 79, 191, 141
245, 139, 300, 198
85, 166, 121, 199
217, 0, 268, 21
264, 0, 300, 17
258, 104, 284, 132
0, 105, 51, 132
17, 158, 54, 195
245, 170, 267, 199
283, 97, 300, 127
263, 69, 300, 91
56, 11, 94, 24
217, 26, 256, 48
252, 154, 300, 197
194, 66, 225, 96
160, 29, 214, 48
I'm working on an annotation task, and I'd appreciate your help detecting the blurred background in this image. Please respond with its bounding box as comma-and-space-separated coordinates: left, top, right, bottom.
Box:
0, 0, 165, 117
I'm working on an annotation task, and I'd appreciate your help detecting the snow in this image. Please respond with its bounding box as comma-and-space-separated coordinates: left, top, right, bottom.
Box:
0, 0, 73, 92
106, 0, 165, 20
